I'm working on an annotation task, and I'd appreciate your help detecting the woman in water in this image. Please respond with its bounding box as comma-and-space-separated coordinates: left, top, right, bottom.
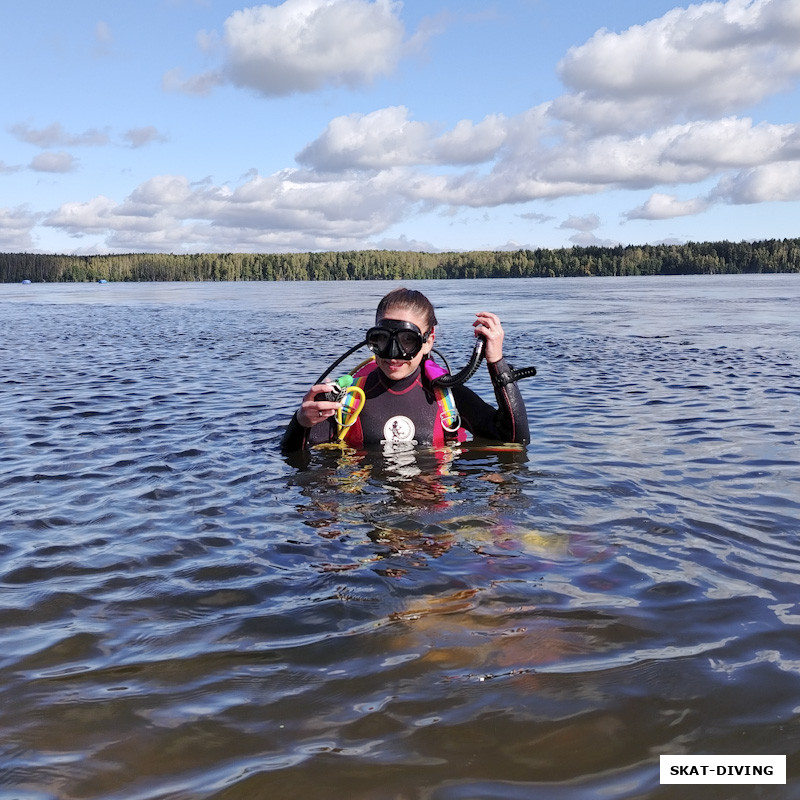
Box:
281, 288, 529, 450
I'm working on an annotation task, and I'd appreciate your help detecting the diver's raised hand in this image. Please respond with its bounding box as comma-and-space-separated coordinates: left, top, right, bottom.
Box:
473, 312, 504, 363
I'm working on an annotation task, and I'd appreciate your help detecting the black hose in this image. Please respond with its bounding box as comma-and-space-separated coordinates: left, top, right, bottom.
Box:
431, 337, 485, 389
314, 339, 367, 385
430, 347, 452, 375
432, 338, 538, 389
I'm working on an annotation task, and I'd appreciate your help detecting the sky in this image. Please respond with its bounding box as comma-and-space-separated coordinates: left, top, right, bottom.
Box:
1, 0, 799, 255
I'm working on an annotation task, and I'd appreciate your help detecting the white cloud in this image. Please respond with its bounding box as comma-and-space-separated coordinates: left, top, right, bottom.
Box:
47, 195, 128, 233
298, 106, 515, 170
10, 122, 110, 148
532, 119, 796, 190
372, 233, 440, 251
126, 175, 196, 207
569, 231, 621, 247
162, 66, 223, 95
519, 212, 555, 224
539, 130, 709, 188
431, 114, 510, 165
401, 167, 601, 209
122, 126, 169, 148
9, 121, 167, 151
712, 161, 800, 203
293, 102, 592, 208
297, 106, 435, 169
560, 214, 600, 232
625, 192, 710, 220
662, 118, 800, 167
0, 206, 37, 250
44, 169, 416, 252
219, 0, 406, 97
555, 0, 800, 132
30, 152, 78, 173
399, 109, 800, 211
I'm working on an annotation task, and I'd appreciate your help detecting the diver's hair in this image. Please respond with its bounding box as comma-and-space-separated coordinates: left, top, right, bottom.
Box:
376, 288, 438, 333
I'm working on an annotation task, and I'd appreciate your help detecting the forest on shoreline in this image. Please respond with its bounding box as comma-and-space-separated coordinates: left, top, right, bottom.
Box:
2, 238, 799, 283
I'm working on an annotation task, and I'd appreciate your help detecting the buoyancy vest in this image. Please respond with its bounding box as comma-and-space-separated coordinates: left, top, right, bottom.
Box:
339, 357, 466, 448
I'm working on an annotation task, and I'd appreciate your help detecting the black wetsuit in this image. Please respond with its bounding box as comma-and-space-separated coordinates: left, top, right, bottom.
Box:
281, 357, 529, 451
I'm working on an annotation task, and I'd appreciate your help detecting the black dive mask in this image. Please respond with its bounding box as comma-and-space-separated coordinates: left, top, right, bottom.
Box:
366, 319, 429, 360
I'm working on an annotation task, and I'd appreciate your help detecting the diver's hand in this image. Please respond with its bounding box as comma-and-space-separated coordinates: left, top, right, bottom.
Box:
473, 312, 504, 363
296, 384, 341, 428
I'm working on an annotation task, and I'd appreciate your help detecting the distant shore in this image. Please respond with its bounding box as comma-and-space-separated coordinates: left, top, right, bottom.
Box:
2, 238, 799, 283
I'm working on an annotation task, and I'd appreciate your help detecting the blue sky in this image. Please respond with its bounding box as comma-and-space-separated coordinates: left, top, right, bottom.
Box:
2, 0, 799, 254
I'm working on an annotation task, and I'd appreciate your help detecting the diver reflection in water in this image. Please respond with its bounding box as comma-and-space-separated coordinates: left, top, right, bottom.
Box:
281, 288, 531, 451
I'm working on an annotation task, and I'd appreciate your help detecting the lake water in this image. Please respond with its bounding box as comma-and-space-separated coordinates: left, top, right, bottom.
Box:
1, 275, 798, 800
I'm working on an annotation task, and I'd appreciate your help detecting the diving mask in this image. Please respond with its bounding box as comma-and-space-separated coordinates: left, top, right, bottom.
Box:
366, 319, 429, 360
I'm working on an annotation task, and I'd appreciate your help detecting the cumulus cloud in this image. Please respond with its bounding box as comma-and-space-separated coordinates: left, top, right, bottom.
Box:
711, 161, 800, 204
298, 106, 534, 171
569, 231, 621, 247
555, 0, 800, 132
528, 119, 798, 191
661, 118, 800, 167
372, 110, 800, 213
297, 106, 435, 169
46, 195, 123, 233
625, 192, 710, 220
225, 0, 405, 94
173, 0, 409, 97
372, 233, 440, 252
403, 169, 594, 210
44, 169, 416, 252
560, 214, 601, 232
30, 152, 77, 173
10, 122, 110, 148
432, 115, 510, 165
539, 129, 707, 188
0, 205, 37, 250
555, 214, 620, 246
294, 103, 580, 208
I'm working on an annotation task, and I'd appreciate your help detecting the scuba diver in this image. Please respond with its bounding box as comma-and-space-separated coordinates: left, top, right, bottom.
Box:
281, 288, 532, 451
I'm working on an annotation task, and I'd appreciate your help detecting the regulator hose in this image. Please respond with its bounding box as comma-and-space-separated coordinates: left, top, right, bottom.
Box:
431, 337, 486, 389
314, 340, 367, 385
432, 337, 538, 388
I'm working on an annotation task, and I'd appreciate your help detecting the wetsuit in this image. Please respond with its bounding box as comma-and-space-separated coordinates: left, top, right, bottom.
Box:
281, 356, 529, 451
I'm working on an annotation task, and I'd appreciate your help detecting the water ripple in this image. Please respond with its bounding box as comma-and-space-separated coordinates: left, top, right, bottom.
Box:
1, 278, 799, 799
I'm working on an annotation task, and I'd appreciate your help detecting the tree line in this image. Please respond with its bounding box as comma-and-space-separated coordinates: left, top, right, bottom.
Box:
2, 238, 799, 283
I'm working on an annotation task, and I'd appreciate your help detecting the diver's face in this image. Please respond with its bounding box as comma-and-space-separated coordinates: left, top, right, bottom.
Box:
374, 306, 435, 381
